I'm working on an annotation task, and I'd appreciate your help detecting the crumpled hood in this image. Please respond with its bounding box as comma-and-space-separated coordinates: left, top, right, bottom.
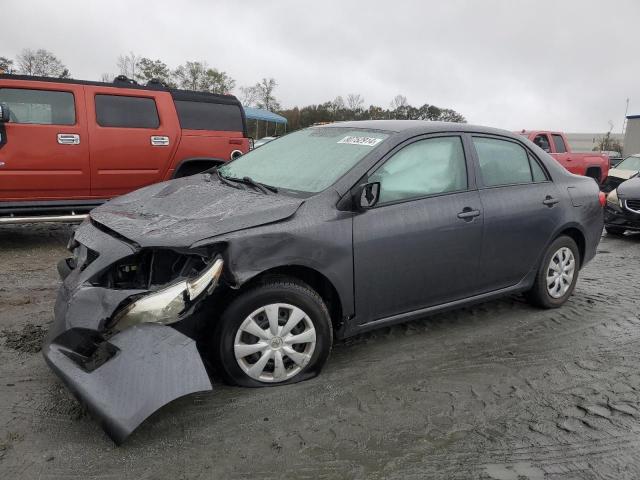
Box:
618, 177, 640, 198
608, 167, 639, 181
90, 175, 304, 247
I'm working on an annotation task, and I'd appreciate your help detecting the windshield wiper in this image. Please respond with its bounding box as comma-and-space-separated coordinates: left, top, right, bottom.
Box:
214, 169, 242, 190
241, 176, 278, 194
214, 170, 278, 194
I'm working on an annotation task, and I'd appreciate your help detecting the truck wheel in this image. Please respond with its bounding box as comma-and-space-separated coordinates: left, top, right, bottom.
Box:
585, 167, 602, 184
605, 226, 626, 236
525, 236, 580, 309
211, 278, 333, 387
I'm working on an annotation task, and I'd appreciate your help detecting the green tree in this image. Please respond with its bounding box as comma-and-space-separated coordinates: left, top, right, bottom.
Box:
0, 56, 13, 73
135, 58, 175, 87
173, 61, 235, 94
17, 49, 70, 78
253, 78, 280, 111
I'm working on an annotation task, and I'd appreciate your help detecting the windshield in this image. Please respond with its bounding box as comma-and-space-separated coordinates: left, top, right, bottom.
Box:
219, 127, 390, 193
616, 156, 640, 171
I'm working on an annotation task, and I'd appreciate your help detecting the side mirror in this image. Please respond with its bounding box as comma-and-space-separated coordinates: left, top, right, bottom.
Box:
0, 103, 10, 123
357, 182, 381, 209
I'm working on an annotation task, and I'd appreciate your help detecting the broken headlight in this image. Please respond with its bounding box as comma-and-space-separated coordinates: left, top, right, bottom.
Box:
110, 258, 224, 331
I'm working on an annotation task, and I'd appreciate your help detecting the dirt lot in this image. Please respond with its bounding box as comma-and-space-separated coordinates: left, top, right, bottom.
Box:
0, 224, 639, 479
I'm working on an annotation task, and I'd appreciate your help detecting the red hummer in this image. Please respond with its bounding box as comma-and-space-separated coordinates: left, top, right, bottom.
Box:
0, 74, 250, 223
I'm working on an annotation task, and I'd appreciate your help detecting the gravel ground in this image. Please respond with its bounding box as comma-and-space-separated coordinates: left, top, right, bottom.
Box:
0, 223, 639, 479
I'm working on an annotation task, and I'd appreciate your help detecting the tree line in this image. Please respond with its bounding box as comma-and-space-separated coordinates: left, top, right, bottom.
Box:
0, 49, 468, 131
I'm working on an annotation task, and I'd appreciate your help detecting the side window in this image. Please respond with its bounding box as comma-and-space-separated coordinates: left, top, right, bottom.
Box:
95, 95, 159, 128
474, 137, 535, 187
174, 100, 244, 131
530, 155, 549, 182
533, 134, 551, 152
369, 136, 467, 204
0, 88, 75, 125
552, 134, 567, 153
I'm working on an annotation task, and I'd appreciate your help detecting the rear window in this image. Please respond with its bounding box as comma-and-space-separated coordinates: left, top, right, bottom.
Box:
0, 88, 75, 125
552, 134, 567, 153
174, 100, 244, 131
95, 95, 160, 128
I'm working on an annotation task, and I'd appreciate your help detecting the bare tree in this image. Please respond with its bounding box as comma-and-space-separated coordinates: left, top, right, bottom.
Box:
239, 85, 260, 107
117, 51, 140, 79
17, 49, 70, 77
390, 94, 408, 110
100, 73, 114, 83
346, 93, 365, 112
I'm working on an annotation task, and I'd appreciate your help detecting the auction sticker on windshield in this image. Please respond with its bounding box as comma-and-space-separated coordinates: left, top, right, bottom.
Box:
337, 136, 384, 147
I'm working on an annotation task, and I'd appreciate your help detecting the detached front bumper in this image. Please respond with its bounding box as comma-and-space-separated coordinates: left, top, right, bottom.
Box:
605, 203, 640, 231
43, 221, 214, 444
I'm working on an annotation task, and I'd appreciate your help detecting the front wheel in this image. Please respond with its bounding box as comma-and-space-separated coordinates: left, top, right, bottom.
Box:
526, 236, 580, 309
211, 278, 333, 387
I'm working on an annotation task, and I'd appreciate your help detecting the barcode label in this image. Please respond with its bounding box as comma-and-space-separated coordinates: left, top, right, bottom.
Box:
337, 136, 383, 147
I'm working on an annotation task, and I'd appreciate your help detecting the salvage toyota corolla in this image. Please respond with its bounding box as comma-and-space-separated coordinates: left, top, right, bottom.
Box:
45, 120, 604, 444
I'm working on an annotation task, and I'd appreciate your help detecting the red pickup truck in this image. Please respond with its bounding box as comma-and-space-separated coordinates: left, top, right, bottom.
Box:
518, 130, 609, 184
0, 74, 250, 223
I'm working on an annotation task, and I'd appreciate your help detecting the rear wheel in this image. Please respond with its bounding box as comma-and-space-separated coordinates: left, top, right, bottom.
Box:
212, 278, 333, 387
605, 226, 626, 236
526, 236, 580, 309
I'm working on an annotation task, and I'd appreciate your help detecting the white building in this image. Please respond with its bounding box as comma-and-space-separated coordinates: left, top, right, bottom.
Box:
623, 115, 640, 156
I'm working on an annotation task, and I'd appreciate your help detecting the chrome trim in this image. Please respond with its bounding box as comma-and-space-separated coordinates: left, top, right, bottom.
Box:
150, 135, 170, 146
0, 213, 88, 224
57, 133, 80, 145
230, 149, 243, 160
624, 199, 640, 214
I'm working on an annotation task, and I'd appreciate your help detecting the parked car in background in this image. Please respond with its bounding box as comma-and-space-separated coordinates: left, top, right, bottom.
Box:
252, 136, 277, 148
517, 130, 609, 183
0, 74, 250, 224
601, 154, 640, 193
45, 120, 604, 443
602, 150, 624, 168
605, 176, 640, 235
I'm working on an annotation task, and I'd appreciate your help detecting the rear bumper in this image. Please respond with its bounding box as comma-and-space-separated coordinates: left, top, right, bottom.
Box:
605, 204, 640, 231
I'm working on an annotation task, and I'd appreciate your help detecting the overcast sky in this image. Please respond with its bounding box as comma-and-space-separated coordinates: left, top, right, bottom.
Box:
2, 0, 638, 132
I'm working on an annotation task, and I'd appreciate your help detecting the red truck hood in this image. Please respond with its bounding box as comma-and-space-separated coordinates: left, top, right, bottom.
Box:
90, 175, 304, 247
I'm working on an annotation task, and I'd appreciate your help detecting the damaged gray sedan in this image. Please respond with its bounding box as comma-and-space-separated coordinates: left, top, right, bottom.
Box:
45, 120, 604, 444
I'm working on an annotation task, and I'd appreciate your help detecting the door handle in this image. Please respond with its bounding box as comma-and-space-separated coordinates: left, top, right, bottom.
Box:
457, 208, 481, 220
57, 133, 80, 145
150, 135, 170, 146
543, 196, 559, 207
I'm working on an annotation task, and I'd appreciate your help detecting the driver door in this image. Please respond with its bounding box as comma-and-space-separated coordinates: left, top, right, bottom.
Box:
353, 135, 484, 325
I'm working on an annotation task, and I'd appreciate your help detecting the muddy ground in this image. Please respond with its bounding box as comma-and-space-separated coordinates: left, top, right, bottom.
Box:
0, 224, 639, 479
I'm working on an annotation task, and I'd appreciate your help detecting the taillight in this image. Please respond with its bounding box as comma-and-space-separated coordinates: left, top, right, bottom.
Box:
598, 191, 606, 207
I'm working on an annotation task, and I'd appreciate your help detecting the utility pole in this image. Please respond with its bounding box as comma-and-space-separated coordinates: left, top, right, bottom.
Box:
622, 98, 630, 136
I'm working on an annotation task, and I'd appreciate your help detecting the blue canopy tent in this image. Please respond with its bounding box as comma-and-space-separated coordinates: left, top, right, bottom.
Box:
243, 106, 287, 139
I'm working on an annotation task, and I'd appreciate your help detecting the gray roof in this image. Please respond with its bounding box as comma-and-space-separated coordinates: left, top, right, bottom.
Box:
322, 120, 513, 137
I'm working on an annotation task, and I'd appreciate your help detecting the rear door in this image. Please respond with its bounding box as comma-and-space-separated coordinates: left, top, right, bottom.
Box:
353, 135, 484, 324
549, 132, 581, 175
470, 135, 563, 291
0, 82, 90, 200
84, 87, 179, 197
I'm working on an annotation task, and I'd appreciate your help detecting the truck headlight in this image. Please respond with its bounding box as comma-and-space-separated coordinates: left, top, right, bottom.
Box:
111, 258, 223, 331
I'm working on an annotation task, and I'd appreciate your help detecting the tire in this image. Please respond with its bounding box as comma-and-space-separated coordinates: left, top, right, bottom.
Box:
525, 236, 580, 309
212, 277, 333, 387
605, 226, 626, 236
